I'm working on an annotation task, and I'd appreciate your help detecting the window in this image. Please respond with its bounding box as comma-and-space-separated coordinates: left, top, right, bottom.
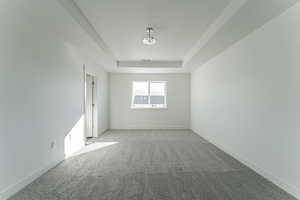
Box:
131, 81, 167, 109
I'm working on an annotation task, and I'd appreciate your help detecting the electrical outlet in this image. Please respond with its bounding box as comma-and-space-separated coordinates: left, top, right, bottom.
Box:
50, 141, 55, 149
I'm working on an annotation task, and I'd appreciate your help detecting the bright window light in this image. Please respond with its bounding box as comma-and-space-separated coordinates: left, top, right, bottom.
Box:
131, 81, 167, 109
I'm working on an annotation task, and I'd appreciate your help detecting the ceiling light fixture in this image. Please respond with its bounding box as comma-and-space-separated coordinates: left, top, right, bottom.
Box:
142, 27, 156, 45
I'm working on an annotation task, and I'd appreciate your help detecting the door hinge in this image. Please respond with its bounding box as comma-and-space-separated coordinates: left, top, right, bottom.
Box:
92, 81, 95, 85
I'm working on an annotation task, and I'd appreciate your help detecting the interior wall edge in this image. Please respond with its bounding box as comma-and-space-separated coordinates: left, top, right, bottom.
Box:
191, 129, 300, 200
98, 128, 110, 136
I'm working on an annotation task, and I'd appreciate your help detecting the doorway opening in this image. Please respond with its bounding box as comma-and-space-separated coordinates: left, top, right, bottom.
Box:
85, 73, 97, 139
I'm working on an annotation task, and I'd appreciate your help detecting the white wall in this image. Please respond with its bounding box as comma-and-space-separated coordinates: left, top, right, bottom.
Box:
97, 70, 110, 134
0, 0, 109, 199
191, 2, 300, 199
110, 73, 190, 129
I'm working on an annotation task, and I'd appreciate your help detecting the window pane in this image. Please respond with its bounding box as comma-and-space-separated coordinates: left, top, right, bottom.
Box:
133, 81, 149, 96
132, 81, 149, 105
134, 96, 149, 104
150, 82, 165, 105
150, 96, 165, 104
150, 82, 165, 96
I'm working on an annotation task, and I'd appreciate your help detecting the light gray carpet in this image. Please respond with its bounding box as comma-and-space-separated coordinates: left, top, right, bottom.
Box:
9, 130, 297, 200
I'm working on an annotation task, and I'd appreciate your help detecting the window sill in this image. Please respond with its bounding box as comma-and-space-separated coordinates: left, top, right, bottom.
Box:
131, 107, 168, 110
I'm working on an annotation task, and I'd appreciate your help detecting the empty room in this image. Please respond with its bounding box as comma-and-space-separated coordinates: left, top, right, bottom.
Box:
1, 0, 300, 199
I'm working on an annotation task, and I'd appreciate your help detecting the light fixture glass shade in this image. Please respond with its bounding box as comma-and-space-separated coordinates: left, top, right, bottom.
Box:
143, 37, 156, 45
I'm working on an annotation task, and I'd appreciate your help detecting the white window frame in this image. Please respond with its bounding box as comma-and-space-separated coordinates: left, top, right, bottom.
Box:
131, 81, 167, 109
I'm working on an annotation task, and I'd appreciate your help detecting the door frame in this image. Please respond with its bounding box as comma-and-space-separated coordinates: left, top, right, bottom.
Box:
83, 65, 98, 140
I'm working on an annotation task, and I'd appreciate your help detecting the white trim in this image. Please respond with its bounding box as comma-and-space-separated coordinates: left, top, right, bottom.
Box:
183, 0, 246, 66
117, 60, 182, 68
83, 65, 87, 144
111, 125, 188, 130
57, 0, 115, 59
191, 129, 300, 200
0, 159, 63, 200
85, 73, 98, 138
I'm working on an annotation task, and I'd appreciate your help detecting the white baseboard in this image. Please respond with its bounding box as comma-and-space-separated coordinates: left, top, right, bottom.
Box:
97, 128, 109, 135
110, 125, 189, 130
192, 129, 300, 200
0, 159, 63, 200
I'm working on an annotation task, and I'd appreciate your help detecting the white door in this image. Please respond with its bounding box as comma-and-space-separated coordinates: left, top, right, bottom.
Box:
85, 74, 95, 138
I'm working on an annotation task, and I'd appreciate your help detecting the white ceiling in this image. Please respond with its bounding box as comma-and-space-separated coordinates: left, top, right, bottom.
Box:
74, 0, 230, 61
60, 0, 300, 73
